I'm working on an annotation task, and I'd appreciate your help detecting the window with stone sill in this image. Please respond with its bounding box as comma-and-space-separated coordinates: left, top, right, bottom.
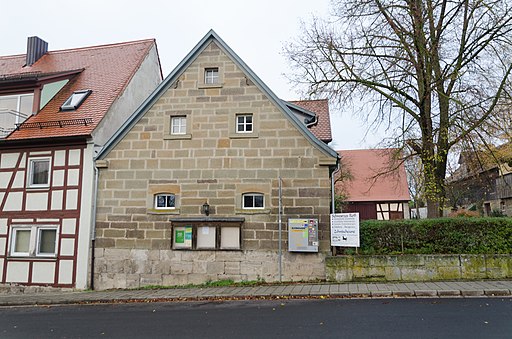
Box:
204, 67, 219, 84
154, 193, 176, 210
236, 114, 253, 133
172, 225, 240, 250
171, 116, 186, 135
242, 193, 264, 209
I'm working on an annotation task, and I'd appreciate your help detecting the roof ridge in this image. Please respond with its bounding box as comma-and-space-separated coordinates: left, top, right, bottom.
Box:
289, 98, 328, 102
0, 39, 156, 60
45, 39, 156, 55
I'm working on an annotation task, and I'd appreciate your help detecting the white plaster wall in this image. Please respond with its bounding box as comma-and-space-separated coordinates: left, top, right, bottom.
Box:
65, 189, 78, 210
4, 192, 23, 211
61, 219, 76, 234
6, 262, 29, 283
26, 192, 49, 210
92, 44, 162, 146
58, 260, 74, 284
51, 190, 63, 210
74, 142, 94, 289
0, 153, 18, 168
32, 262, 56, 284
54, 150, 66, 166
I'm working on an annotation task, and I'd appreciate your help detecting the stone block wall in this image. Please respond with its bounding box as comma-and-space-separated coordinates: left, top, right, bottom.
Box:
326, 255, 512, 282
95, 248, 326, 289
94, 41, 336, 289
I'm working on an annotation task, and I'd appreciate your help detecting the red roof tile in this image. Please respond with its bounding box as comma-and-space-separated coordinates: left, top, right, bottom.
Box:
2, 39, 156, 140
337, 149, 410, 202
289, 99, 332, 142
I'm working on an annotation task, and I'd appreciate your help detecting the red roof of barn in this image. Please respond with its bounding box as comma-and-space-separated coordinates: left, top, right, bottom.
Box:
289, 99, 332, 143
337, 149, 410, 202
1, 39, 156, 140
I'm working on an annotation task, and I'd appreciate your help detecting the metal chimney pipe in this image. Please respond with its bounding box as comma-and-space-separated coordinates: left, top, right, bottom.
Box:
26, 36, 48, 66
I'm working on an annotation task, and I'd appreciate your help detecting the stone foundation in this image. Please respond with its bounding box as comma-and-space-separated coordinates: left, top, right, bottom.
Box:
326, 254, 512, 282
94, 248, 325, 290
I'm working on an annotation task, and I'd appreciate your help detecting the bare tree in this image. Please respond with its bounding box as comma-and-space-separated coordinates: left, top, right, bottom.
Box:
286, 0, 512, 217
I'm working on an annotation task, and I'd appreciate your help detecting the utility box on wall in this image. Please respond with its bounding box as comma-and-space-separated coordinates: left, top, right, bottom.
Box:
288, 218, 318, 252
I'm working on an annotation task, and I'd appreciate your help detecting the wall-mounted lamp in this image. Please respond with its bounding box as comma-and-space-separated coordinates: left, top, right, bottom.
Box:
201, 201, 210, 216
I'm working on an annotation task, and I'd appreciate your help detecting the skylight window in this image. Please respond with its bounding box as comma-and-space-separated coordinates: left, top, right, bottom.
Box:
60, 90, 92, 111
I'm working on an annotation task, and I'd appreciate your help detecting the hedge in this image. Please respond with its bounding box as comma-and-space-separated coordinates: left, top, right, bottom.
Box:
355, 217, 512, 255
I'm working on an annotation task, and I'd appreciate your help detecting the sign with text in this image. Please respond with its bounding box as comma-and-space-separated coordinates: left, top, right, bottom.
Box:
288, 218, 319, 252
330, 213, 360, 247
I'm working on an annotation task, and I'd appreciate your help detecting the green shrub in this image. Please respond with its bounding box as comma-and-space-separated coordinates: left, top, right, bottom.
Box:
357, 218, 512, 255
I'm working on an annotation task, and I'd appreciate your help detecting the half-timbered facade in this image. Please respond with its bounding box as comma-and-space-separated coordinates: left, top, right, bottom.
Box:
0, 37, 162, 288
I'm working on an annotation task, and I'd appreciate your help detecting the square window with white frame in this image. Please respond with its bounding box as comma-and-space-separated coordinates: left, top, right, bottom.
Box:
204, 68, 219, 84
236, 114, 253, 133
155, 193, 176, 209
28, 158, 51, 187
171, 116, 187, 135
242, 193, 264, 209
10, 226, 58, 257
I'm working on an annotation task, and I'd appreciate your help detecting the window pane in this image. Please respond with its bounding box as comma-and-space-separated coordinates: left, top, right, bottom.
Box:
205, 68, 219, 84
0, 96, 18, 111
171, 116, 186, 134
14, 230, 30, 253
156, 195, 166, 208
166, 195, 175, 208
38, 229, 56, 254
243, 195, 253, 208
19, 94, 34, 114
254, 195, 264, 208
31, 160, 49, 185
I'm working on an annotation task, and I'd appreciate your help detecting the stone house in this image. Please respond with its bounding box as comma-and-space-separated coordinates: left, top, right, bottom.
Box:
337, 149, 410, 220
94, 30, 339, 289
0, 37, 162, 288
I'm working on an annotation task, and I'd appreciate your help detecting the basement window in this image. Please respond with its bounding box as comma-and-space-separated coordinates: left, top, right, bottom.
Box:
60, 90, 92, 111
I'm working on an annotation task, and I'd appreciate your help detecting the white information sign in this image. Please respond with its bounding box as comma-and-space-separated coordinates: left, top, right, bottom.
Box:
330, 213, 360, 247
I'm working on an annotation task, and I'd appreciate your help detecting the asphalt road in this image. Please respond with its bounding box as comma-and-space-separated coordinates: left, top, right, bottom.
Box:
0, 298, 511, 338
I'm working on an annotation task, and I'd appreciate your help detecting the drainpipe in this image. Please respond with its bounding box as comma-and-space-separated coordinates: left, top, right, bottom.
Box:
331, 159, 341, 213
90, 164, 99, 290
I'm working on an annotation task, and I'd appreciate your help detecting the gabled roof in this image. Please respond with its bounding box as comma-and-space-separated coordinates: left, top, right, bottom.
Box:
97, 30, 338, 160
337, 149, 410, 202
1, 39, 158, 140
287, 99, 332, 143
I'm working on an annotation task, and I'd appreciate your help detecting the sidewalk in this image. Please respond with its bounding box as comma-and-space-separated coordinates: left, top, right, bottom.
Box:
0, 280, 511, 306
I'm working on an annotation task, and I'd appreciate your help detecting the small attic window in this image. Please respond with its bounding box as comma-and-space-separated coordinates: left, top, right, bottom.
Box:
60, 90, 92, 111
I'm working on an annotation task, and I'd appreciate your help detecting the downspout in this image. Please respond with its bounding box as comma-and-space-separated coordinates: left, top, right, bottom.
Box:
331, 158, 341, 213
331, 158, 341, 256
90, 164, 99, 290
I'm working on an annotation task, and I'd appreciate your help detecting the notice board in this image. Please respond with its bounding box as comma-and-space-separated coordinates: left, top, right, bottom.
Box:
288, 218, 318, 252
330, 213, 360, 247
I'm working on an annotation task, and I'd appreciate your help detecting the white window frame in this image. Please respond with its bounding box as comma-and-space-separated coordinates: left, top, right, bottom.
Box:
154, 193, 176, 210
170, 116, 187, 135
28, 157, 51, 188
0, 93, 34, 122
236, 114, 253, 133
242, 193, 265, 209
10, 225, 58, 258
204, 68, 219, 84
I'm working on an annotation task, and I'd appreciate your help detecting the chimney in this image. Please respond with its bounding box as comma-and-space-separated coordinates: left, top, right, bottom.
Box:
26, 36, 48, 66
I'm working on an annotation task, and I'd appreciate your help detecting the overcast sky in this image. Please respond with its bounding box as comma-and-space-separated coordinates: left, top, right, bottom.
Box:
1, 0, 384, 149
